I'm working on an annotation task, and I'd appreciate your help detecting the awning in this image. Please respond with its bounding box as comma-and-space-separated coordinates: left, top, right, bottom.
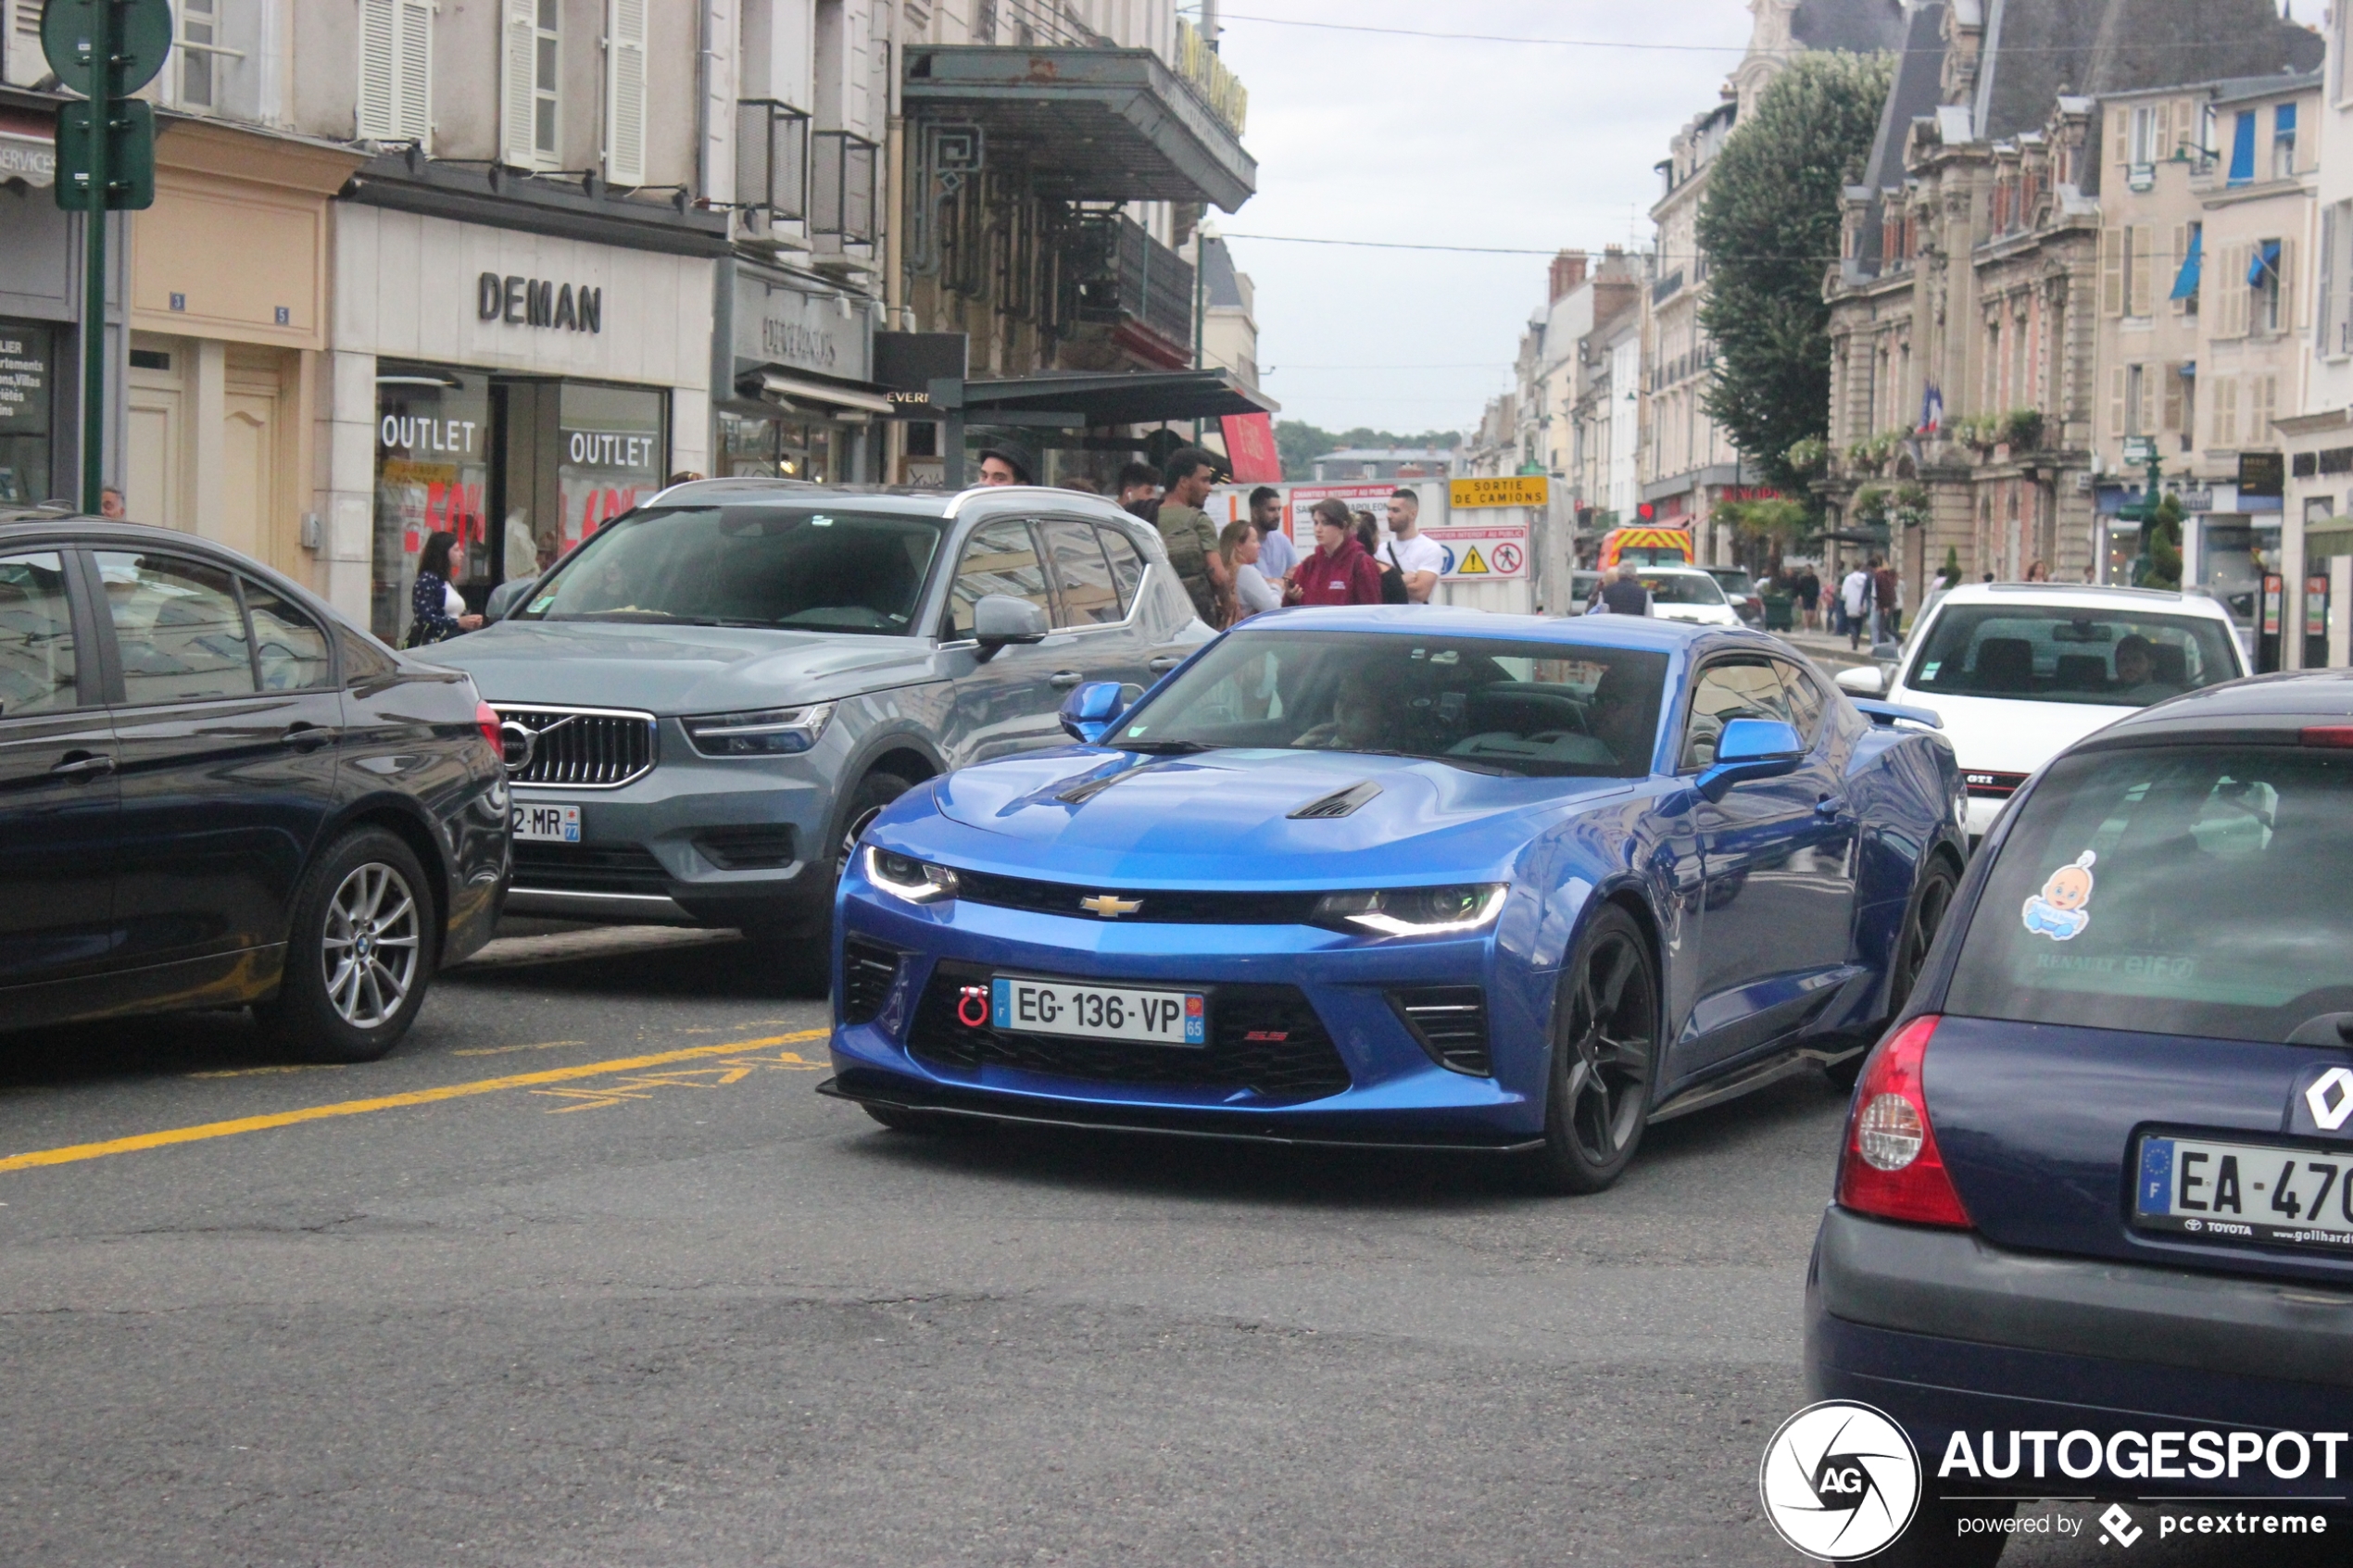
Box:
2171, 226, 2202, 300
756, 371, 894, 416
959, 367, 1276, 427
904, 46, 1256, 213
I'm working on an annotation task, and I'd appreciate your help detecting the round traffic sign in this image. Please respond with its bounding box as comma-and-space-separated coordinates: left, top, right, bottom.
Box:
42, 0, 174, 97
1493, 543, 1524, 573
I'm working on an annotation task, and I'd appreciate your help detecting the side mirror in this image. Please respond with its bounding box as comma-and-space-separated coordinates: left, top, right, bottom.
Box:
1697, 718, 1806, 803
1834, 663, 1888, 698
484, 579, 535, 622
972, 594, 1050, 659
1059, 680, 1127, 744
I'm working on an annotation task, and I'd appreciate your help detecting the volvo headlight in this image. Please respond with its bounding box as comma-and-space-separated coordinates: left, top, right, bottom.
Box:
865, 845, 959, 903
1312, 884, 1508, 937
683, 703, 836, 758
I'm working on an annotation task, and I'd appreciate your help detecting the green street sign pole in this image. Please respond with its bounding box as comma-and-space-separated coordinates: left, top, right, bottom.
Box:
80, 0, 112, 515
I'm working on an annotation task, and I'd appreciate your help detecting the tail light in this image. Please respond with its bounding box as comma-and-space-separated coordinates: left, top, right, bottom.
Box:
1836, 1015, 1972, 1228
475, 700, 503, 757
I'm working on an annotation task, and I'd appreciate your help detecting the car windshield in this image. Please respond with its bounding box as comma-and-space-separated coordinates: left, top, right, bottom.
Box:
1904, 604, 2237, 707
513, 506, 945, 633
1641, 572, 1726, 606
1944, 745, 2353, 1044
1708, 570, 1756, 596
1114, 630, 1669, 778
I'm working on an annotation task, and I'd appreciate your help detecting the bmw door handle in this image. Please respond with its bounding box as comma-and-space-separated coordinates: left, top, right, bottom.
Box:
283, 721, 338, 751
1049, 671, 1086, 689
49, 750, 116, 779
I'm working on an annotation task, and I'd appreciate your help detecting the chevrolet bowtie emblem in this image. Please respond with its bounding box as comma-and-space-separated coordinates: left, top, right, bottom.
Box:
1078, 894, 1142, 918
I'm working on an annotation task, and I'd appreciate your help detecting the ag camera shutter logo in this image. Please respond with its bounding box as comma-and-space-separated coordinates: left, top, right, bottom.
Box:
1759, 1400, 1922, 1561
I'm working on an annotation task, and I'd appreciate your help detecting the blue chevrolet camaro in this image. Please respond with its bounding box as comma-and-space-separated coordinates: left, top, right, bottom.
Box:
820, 607, 1968, 1191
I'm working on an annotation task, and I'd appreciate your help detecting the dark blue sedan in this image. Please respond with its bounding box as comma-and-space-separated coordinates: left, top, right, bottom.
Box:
1808, 671, 2353, 1556
821, 608, 1966, 1191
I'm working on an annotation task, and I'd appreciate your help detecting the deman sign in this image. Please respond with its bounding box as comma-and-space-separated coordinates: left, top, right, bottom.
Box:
478, 272, 604, 333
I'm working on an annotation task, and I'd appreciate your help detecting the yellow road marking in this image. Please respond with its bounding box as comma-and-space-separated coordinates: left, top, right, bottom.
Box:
0, 1029, 830, 1174
528, 1047, 827, 1112
449, 1039, 589, 1058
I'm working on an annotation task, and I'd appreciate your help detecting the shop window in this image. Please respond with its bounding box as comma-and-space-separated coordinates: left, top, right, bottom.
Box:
719, 408, 834, 482
556, 382, 666, 552
0, 323, 55, 506
372, 367, 490, 644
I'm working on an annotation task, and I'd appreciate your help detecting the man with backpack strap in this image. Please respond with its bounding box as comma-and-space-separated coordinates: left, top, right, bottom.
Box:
1381, 488, 1443, 604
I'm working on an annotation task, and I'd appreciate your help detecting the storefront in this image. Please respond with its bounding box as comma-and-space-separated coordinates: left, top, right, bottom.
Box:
0, 101, 120, 507
324, 180, 720, 641
712, 257, 887, 486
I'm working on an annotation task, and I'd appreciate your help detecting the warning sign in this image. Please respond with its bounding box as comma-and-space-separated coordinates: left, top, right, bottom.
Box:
1428, 524, 1529, 580
1450, 475, 1548, 508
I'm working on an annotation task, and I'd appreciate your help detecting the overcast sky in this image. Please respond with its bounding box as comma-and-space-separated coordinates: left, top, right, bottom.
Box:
1202, 0, 1760, 437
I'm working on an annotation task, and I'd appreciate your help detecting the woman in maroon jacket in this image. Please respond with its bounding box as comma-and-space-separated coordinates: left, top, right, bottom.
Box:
1289, 498, 1386, 606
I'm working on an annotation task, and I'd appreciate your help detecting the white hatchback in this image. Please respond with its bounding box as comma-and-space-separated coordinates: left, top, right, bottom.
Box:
1835, 583, 2248, 838
1634, 567, 1744, 628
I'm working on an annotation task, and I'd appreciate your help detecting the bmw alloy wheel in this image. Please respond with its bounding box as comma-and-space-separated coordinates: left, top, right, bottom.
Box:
321, 861, 422, 1029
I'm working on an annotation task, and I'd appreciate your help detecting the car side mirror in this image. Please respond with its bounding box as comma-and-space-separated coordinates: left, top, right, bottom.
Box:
972, 594, 1050, 659
1059, 680, 1127, 744
1697, 718, 1806, 803
1834, 664, 1888, 698
484, 579, 535, 622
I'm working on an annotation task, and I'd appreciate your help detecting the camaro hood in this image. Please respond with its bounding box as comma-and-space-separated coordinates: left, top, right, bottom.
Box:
420, 619, 940, 712
1896, 688, 2131, 776
925, 746, 1633, 883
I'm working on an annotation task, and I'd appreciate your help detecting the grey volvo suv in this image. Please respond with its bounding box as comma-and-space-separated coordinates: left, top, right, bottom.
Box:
425, 479, 1211, 983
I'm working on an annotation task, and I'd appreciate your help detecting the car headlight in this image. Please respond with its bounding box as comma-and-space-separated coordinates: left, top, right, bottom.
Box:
683, 703, 836, 758
864, 845, 959, 902
1311, 884, 1507, 937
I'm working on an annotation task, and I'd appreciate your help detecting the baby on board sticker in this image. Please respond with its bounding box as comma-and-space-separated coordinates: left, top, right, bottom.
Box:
2022, 851, 2096, 941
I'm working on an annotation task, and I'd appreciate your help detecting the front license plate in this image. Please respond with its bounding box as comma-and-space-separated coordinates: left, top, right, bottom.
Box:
512, 802, 582, 843
990, 975, 1206, 1047
2135, 1134, 2353, 1251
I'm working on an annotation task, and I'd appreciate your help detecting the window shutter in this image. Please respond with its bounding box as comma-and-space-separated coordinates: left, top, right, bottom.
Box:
357, 0, 398, 139
2219, 378, 2239, 446
2257, 374, 2278, 440
2320, 207, 2337, 351
500, 0, 538, 168
2109, 366, 2127, 437
2282, 235, 2300, 330
604, 0, 648, 185
394, 1, 432, 144
2110, 108, 2128, 168
2101, 227, 2124, 317
2154, 103, 2172, 163
2162, 362, 2183, 431
2130, 223, 2156, 316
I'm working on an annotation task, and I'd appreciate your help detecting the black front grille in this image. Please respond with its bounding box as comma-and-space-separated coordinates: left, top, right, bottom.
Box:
1390, 986, 1491, 1076
908, 960, 1352, 1102
494, 705, 657, 788
512, 842, 671, 894
953, 869, 1325, 925
1963, 770, 2030, 799
841, 938, 900, 1024
696, 824, 798, 870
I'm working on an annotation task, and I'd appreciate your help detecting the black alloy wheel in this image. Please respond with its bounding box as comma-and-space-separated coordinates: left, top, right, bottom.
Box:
258, 827, 438, 1063
1526, 904, 1658, 1194
749, 770, 914, 997
1826, 854, 1959, 1092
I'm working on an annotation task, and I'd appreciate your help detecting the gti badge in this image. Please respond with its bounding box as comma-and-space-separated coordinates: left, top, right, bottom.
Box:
2307, 1067, 2353, 1133
1078, 894, 1142, 919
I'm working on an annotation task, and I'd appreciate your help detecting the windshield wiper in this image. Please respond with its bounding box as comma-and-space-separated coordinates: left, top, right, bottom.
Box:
1118, 739, 1213, 755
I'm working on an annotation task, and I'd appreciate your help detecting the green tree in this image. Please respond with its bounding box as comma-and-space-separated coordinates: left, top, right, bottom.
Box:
1698, 51, 1894, 491
1274, 420, 1462, 482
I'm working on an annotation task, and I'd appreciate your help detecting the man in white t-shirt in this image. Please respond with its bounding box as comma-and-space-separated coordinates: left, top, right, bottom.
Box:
1840, 562, 1874, 650
1382, 488, 1443, 602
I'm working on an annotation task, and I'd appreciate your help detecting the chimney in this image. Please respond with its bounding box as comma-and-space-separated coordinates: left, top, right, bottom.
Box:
1550, 249, 1589, 301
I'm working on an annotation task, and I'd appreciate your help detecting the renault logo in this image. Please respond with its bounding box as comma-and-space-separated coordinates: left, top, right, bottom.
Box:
1078, 894, 1142, 919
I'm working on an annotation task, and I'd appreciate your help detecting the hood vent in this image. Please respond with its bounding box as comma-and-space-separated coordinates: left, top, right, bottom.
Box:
1289, 780, 1382, 820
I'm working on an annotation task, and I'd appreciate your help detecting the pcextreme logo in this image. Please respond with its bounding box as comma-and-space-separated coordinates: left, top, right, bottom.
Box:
1758, 1400, 1922, 1562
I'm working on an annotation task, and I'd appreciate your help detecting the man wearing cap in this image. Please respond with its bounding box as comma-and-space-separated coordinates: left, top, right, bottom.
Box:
1156, 446, 1233, 625
975, 441, 1037, 486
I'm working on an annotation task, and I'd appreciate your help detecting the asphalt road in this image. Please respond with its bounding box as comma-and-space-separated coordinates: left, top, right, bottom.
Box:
0, 922, 2333, 1568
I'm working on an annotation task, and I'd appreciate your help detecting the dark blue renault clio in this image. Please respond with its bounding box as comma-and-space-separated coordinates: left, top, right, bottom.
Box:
1808, 671, 2353, 1562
